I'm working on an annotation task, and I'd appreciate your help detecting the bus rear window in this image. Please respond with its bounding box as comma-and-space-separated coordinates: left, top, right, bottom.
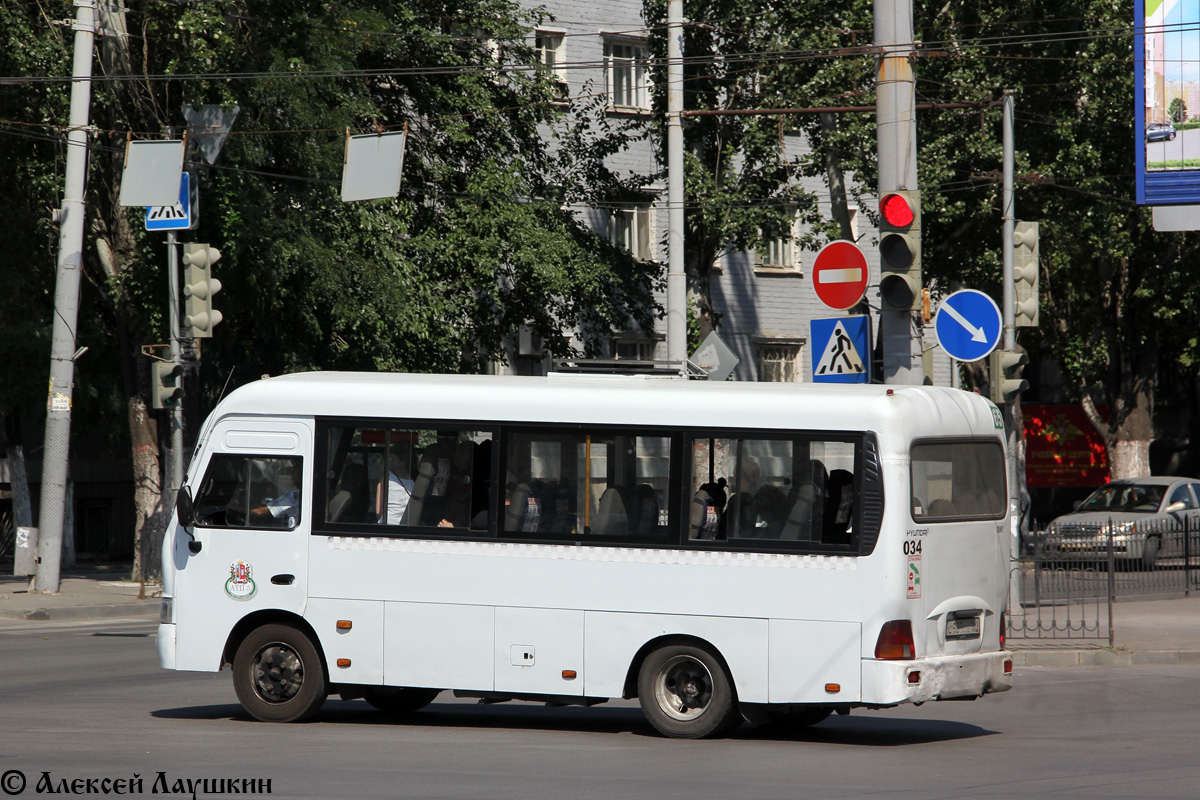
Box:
910, 440, 1005, 521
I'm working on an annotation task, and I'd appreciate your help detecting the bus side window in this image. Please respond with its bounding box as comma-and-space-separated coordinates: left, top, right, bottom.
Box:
194, 454, 303, 530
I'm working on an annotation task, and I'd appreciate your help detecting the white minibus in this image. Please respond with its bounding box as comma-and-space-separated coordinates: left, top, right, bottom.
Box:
158, 372, 1013, 738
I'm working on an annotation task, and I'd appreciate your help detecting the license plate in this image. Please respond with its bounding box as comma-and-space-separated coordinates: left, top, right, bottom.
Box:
946, 615, 980, 639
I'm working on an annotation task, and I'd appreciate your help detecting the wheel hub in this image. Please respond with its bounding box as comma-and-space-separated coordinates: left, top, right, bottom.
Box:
252, 644, 303, 704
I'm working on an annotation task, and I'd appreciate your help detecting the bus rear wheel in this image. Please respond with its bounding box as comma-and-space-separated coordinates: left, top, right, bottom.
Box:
362, 687, 441, 715
637, 643, 739, 739
233, 623, 327, 723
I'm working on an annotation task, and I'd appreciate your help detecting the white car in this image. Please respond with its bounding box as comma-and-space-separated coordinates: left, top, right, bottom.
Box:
1044, 477, 1200, 568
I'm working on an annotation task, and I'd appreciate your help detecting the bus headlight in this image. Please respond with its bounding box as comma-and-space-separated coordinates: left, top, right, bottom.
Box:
160, 597, 174, 624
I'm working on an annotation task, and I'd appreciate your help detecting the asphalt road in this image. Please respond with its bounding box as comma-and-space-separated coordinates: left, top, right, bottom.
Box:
3, 618, 1200, 800
1145, 126, 1200, 166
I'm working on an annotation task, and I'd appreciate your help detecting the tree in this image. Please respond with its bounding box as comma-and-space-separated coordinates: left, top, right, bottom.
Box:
910, 0, 1200, 478
1, 0, 661, 575
641, 1, 875, 339
1169, 97, 1187, 124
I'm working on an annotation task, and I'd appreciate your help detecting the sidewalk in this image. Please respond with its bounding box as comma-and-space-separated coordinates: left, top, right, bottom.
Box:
1009, 593, 1200, 667
0, 566, 160, 621
2, 568, 1198, 667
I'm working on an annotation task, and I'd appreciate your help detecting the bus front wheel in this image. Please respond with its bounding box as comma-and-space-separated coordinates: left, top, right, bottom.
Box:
233, 623, 327, 723
637, 643, 739, 738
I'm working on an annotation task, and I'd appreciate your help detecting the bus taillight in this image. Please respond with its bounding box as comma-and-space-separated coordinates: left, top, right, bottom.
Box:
874, 620, 915, 660
999, 611, 1006, 650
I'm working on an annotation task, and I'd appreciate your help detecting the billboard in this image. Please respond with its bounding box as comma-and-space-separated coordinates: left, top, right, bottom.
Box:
1136, 0, 1200, 204
1023, 404, 1110, 488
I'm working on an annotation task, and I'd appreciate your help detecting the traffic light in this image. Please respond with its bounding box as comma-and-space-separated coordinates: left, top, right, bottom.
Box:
152, 360, 184, 409
1013, 220, 1040, 327
878, 190, 921, 310
988, 348, 1029, 404
182, 243, 222, 338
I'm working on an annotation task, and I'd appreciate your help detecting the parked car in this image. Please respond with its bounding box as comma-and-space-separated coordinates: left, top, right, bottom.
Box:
1146, 122, 1178, 142
1043, 477, 1200, 568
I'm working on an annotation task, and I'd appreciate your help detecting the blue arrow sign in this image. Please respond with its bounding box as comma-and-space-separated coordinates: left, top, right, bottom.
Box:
810, 315, 871, 383
145, 172, 191, 231
934, 289, 1002, 362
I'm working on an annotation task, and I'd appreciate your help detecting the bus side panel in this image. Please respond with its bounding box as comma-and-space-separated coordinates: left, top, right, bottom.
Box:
767, 620, 861, 703
384, 602, 494, 692
306, 598, 384, 686
583, 612, 768, 703
495, 607, 585, 696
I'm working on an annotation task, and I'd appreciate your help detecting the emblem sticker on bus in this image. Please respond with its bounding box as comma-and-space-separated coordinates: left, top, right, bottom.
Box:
907, 555, 922, 599
225, 561, 257, 601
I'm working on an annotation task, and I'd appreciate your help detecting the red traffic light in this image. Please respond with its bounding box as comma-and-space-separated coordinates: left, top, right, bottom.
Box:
880, 193, 915, 228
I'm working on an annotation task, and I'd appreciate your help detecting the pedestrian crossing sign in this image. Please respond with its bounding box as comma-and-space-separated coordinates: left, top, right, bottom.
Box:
810, 315, 871, 384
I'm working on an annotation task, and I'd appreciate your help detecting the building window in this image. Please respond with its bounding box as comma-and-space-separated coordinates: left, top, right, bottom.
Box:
604, 39, 649, 110
756, 343, 802, 383
536, 31, 568, 99
608, 203, 653, 260
755, 208, 799, 270
613, 338, 656, 361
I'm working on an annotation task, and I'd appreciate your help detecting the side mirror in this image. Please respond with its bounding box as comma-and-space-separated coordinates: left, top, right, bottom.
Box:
176, 486, 195, 527
1165, 501, 1187, 513
175, 487, 202, 554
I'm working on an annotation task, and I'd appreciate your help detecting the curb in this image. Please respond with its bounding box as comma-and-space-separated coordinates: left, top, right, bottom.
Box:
0, 603, 159, 622
1012, 649, 1200, 667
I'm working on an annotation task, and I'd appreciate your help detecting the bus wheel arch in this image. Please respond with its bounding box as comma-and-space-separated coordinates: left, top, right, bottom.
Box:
222, 610, 327, 673
626, 635, 742, 739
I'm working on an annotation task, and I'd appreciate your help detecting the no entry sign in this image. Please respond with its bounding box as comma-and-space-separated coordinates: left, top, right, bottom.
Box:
811, 240, 869, 310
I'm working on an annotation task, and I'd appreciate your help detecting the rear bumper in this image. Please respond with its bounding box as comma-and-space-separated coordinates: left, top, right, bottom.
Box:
157, 623, 176, 670
862, 651, 1012, 706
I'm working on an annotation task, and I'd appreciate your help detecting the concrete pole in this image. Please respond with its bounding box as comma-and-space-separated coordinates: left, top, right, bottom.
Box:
666, 0, 687, 369
1001, 90, 1022, 611
1001, 91, 1015, 352
36, 0, 97, 594
167, 231, 183, 504
874, 0, 921, 384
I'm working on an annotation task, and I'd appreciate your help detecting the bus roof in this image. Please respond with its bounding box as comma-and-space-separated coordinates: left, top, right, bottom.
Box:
206, 372, 1002, 446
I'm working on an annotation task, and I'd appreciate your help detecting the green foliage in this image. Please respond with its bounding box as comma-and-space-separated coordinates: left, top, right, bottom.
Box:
1168, 97, 1187, 124
2, 0, 662, 432
641, 1, 874, 331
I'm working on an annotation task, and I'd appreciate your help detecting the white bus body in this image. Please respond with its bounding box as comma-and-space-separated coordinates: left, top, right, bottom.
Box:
158, 372, 1013, 737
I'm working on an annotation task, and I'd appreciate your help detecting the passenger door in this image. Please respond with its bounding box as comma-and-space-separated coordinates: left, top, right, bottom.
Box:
173, 420, 312, 671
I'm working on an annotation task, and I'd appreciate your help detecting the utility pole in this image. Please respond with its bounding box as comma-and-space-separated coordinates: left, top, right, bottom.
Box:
666, 0, 687, 369
874, 0, 922, 384
1001, 91, 1016, 352
37, 0, 97, 594
166, 230, 183, 509
1001, 89, 1024, 609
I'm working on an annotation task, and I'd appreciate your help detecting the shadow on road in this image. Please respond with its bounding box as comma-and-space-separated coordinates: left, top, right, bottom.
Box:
152, 698, 997, 745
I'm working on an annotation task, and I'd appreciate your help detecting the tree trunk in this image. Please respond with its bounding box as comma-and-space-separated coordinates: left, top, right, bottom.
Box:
5, 410, 34, 530
820, 113, 855, 242
129, 394, 162, 582
1081, 344, 1156, 481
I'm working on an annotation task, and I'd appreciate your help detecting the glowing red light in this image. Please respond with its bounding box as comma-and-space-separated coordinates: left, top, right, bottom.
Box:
880, 193, 915, 227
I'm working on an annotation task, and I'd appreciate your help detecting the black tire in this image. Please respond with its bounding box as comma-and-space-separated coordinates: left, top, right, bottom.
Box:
362, 687, 441, 715
232, 623, 328, 723
637, 643, 739, 739
1142, 536, 1161, 570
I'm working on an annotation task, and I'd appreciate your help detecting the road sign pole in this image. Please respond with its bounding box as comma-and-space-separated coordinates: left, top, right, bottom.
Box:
166, 232, 183, 517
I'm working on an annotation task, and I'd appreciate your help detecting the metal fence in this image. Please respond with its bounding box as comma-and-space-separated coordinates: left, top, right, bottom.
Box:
1006, 517, 1200, 647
